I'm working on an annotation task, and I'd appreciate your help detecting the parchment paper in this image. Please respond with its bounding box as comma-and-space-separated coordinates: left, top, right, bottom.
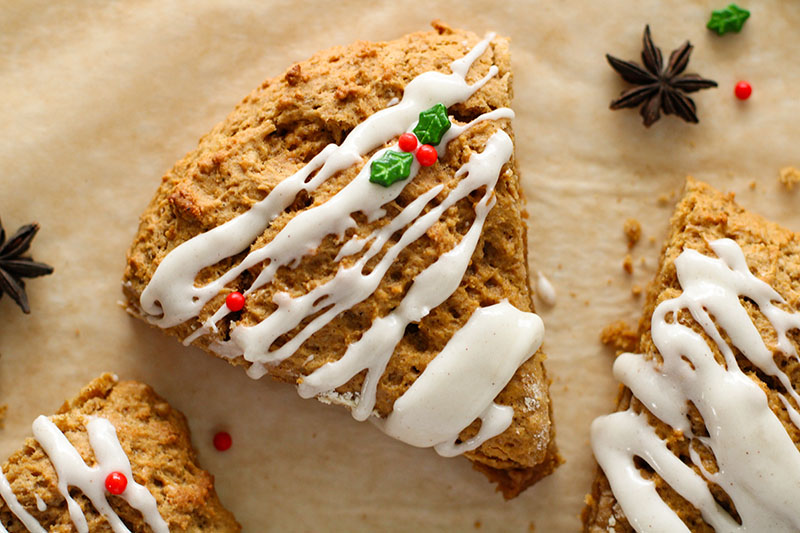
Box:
1, 1, 799, 531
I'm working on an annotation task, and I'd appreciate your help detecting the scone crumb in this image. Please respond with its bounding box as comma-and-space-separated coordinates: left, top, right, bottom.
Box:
0, 404, 6, 428
622, 254, 634, 274
600, 320, 639, 353
284, 64, 304, 86
631, 284, 642, 297
779, 166, 800, 191
623, 218, 642, 248
748, 180, 756, 190
473, 520, 482, 529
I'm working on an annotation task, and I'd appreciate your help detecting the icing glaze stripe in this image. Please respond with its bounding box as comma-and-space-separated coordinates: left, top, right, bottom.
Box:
591, 239, 800, 532
381, 300, 544, 456
298, 130, 512, 421
227, 127, 513, 375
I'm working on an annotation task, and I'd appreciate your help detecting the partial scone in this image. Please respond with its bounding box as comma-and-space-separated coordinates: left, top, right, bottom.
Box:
123, 21, 560, 497
0, 374, 240, 532
584, 178, 800, 531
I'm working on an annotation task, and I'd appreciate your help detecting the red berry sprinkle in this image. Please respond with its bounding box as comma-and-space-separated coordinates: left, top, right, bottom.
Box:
213, 431, 233, 452
105, 472, 128, 495
225, 291, 245, 312
734, 80, 752, 100
416, 144, 438, 167
398, 132, 418, 152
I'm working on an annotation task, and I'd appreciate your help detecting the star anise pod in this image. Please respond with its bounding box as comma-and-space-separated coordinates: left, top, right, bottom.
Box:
0, 219, 54, 313
606, 25, 718, 127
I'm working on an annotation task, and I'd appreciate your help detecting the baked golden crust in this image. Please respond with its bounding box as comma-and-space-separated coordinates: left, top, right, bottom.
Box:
123, 21, 560, 496
583, 178, 800, 531
0, 374, 240, 532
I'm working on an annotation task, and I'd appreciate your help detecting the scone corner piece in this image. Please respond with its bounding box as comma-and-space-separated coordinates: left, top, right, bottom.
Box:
0, 373, 241, 532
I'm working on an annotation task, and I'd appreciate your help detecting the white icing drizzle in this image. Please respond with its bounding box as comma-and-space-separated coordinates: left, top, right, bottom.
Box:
0, 416, 168, 533
229, 127, 513, 379
0, 468, 44, 533
142, 33, 499, 330
380, 300, 543, 456
139, 34, 544, 456
535, 271, 556, 307
34, 496, 45, 512
297, 130, 511, 420
592, 239, 800, 532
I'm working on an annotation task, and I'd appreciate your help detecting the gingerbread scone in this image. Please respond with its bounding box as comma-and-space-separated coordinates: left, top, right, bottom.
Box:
0, 374, 240, 532
584, 178, 800, 531
123, 22, 560, 497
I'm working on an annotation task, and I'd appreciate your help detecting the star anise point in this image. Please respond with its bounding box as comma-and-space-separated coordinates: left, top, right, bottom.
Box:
0, 218, 54, 314
607, 25, 717, 127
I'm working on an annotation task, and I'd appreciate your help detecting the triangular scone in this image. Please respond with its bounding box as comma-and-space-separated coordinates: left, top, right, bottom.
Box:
0, 374, 240, 532
584, 178, 800, 531
124, 21, 560, 497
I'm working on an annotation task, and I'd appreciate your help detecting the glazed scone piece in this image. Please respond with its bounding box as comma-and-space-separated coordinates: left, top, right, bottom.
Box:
123, 21, 560, 497
0, 374, 240, 532
584, 178, 800, 532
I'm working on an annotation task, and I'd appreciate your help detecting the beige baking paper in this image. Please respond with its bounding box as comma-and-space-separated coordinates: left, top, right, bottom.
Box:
1, 0, 798, 531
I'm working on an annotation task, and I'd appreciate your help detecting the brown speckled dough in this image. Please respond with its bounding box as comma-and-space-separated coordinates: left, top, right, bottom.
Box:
0, 374, 240, 532
123, 21, 560, 497
583, 178, 800, 532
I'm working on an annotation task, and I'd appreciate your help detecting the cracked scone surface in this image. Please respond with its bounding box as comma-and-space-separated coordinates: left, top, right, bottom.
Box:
123, 22, 560, 498
0, 374, 240, 532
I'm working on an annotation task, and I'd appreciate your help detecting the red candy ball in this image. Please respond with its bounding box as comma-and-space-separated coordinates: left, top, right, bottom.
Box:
734, 80, 752, 100
105, 472, 128, 495
225, 291, 245, 312
416, 144, 438, 167
398, 132, 417, 152
213, 431, 233, 451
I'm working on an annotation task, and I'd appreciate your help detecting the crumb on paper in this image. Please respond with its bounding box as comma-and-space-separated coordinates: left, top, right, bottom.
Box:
0, 404, 6, 428
528, 522, 536, 532
748, 180, 756, 190
601, 320, 639, 353
632, 284, 643, 297
649, 236, 656, 245
607, 278, 613, 285
639, 257, 646, 266
622, 254, 633, 274
623, 218, 642, 248
657, 193, 671, 206
474, 520, 482, 529
779, 167, 800, 190
569, 291, 577, 298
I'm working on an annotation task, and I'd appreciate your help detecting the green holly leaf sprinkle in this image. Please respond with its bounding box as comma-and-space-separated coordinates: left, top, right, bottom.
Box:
412, 103, 451, 146
707, 4, 750, 35
369, 150, 414, 187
